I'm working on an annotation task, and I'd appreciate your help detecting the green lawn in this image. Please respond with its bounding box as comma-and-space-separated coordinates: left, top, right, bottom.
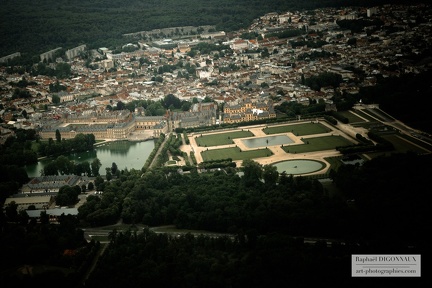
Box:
31, 141, 41, 152
89, 235, 109, 242
195, 130, 254, 147
263, 122, 330, 136
201, 147, 272, 161
350, 109, 377, 122
338, 110, 367, 123
351, 121, 382, 129
381, 134, 430, 154
360, 108, 390, 122
324, 156, 344, 173
282, 135, 353, 153
397, 134, 432, 152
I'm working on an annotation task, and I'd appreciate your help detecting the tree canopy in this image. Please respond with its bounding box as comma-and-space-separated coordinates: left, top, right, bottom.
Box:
77, 152, 430, 287
0, 0, 417, 57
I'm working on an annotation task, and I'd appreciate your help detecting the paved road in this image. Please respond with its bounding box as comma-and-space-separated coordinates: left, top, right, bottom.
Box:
147, 133, 170, 170
82, 225, 233, 243
82, 225, 348, 247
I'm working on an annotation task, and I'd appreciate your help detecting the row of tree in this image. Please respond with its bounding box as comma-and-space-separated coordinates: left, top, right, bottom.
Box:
37, 133, 96, 157
0, 128, 37, 200
42, 155, 102, 177
85, 228, 354, 288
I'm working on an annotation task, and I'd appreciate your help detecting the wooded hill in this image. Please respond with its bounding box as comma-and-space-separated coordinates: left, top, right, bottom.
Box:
0, 0, 419, 57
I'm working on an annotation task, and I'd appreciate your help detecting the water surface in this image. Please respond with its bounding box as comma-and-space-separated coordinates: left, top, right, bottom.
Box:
241, 135, 294, 148
25, 140, 155, 177
272, 159, 325, 175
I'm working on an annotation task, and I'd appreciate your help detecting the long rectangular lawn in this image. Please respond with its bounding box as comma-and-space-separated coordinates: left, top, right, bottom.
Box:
195, 130, 254, 147
282, 135, 353, 153
263, 122, 330, 136
201, 147, 272, 161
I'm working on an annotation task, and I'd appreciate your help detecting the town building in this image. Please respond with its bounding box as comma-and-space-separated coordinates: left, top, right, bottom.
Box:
0, 52, 21, 63
21, 175, 84, 194
3, 195, 53, 211
26, 207, 79, 222
223, 98, 276, 124
65, 45, 87, 60
39, 110, 169, 140
40, 47, 62, 62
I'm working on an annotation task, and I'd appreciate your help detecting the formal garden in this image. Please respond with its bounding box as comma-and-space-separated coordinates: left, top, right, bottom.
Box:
196, 122, 352, 163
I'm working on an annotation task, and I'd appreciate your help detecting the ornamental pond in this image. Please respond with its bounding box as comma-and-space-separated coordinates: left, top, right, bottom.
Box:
272, 159, 326, 175
241, 135, 294, 148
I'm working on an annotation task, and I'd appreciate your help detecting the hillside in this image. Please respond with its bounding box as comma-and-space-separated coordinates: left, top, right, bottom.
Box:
0, 0, 420, 56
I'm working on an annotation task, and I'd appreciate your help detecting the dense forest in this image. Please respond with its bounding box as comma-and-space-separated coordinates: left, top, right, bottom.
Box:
85, 225, 425, 288
2, 152, 428, 287
0, 0, 422, 57
77, 154, 431, 249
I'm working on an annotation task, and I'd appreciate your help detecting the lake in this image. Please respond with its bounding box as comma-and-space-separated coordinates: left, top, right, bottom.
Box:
25, 140, 155, 177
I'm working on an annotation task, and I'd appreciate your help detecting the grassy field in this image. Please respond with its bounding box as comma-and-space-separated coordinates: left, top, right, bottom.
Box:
324, 156, 344, 173
338, 110, 367, 123
368, 108, 396, 122
350, 109, 378, 122
397, 133, 432, 152
282, 135, 353, 153
357, 108, 392, 122
380, 134, 430, 154
201, 147, 272, 161
195, 130, 254, 147
351, 121, 382, 129
263, 122, 330, 136
31, 141, 41, 152
89, 235, 109, 242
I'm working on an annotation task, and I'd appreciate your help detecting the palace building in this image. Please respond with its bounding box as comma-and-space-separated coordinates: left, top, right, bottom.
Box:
223, 98, 276, 124
39, 110, 168, 140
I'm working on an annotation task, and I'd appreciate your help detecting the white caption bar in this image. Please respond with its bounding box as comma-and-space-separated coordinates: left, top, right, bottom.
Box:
352, 254, 421, 277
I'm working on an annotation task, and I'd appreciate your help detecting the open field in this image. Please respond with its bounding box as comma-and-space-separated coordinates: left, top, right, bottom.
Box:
263, 122, 330, 136
323, 156, 344, 173
380, 134, 430, 154
338, 110, 367, 123
397, 133, 432, 152
366, 108, 396, 122
350, 109, 378, 122
282, 135, 353, 154
195, 130, 254, 147
351, 121, 382, 129
201, 147, 272, 161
